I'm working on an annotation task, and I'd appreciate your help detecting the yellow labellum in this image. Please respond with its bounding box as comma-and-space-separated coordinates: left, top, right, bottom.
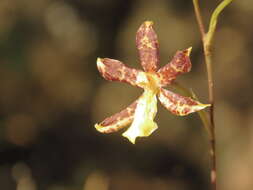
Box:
122, 89, 158, 144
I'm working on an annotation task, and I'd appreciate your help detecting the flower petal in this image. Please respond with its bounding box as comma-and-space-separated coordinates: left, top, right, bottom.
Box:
122, 90, 158, 144
158, 48, 192, 86
95, 99, 138, 133
158, 88, 210, 116
97, 58, 143, 87
136, 21, 159, 72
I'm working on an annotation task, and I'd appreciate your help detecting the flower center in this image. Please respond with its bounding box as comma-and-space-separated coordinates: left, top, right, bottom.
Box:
136, 72, 160, 93
146, 72, 161, 93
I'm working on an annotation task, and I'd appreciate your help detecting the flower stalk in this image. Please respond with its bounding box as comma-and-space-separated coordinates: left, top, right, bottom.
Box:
192, 0, 234, 189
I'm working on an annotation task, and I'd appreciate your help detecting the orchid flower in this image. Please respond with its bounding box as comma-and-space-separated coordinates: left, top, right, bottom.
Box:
95, 21, 209, 144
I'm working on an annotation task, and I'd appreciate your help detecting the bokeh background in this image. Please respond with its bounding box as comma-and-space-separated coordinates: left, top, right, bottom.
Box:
0, 0, 252, 190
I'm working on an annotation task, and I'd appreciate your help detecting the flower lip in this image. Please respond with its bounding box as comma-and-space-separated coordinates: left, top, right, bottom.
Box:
122, 89, 158, 144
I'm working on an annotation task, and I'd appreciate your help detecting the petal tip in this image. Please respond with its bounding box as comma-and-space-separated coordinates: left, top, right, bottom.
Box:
186, 47, 192, 56
192, 103, 211, 114
95, 123, 103, 132
202, 103, 211, 108
144, 21, 154, 27
97, 58, 105, 71
97, 57, 103, 65
95, 123, 101, 130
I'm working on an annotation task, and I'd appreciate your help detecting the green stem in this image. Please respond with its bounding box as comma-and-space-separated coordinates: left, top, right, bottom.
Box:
207, 0, 235, 45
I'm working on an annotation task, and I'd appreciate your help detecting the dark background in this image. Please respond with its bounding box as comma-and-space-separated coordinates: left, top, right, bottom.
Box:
0, 0, 252, 190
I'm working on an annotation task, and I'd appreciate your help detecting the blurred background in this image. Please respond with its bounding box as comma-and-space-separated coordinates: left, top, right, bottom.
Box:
0, 0, 252, 190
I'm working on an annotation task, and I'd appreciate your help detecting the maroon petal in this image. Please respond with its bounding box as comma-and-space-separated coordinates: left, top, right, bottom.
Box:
158, 88, 209, 116
136, 21, 159, 72
158, 48, 192, 86
97, 58, 143, 88
95, 99, 138, 133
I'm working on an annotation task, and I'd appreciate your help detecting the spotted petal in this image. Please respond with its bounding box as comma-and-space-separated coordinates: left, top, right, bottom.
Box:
158, 88, 210, 116
95, 99, 138, 133
158, 48, 192, 86
122, 89, 158, 144
136, 21, 159, 72
97, 58, 144, 88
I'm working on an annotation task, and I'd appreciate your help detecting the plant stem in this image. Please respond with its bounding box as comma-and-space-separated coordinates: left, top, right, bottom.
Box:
192, 0, 234, 188
204, 43, 217, 190
192, 0, 206, 41
192, 1, 216, 189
